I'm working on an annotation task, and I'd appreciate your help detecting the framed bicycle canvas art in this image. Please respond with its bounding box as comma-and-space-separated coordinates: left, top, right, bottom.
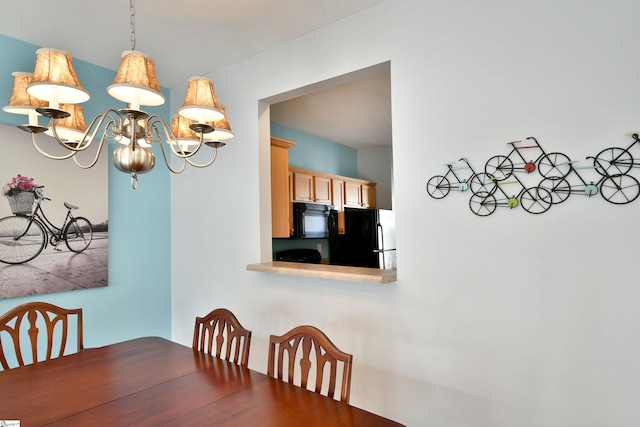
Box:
0, 124, 108, 299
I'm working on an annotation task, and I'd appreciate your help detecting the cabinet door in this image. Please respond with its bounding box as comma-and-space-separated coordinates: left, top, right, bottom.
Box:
331, 179, 345, 209
288, 170, 294, 235
344, 180, 362, 207
271, 139, 294, 238
314, 176, 332, 204
361, 183, 376, 208
331, 179, 345, 234
292, 171, 314, 202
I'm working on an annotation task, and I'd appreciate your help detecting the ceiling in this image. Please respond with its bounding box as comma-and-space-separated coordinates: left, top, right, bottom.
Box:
271, 67, 391, 150
0, 0, 391, 149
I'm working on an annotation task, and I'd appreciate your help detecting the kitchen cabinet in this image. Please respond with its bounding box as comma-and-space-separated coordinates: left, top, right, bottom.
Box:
331, 175, 378, 234
344, 180, 362, 208
362, 183, 377, 208
291, 170, 313, 202
344, 179, 377, 209
290, 167, 332, 205
290, 167, 377, 210
271, 137, 295, 238
314, 176, 332, 204
331, 178, 345, 234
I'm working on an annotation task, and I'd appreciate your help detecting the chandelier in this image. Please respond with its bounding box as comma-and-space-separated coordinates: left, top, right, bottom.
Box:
2, 0, 233, 189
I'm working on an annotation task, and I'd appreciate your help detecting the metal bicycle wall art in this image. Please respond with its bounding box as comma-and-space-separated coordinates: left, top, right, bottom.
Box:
426, 133, 640, 216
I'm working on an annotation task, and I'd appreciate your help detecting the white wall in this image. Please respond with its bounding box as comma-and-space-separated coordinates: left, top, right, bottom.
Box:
358, 146, 393, 209
170, 1, 640, 425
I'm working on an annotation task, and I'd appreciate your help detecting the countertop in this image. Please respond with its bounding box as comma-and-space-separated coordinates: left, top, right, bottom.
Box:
246, 261, 397, 284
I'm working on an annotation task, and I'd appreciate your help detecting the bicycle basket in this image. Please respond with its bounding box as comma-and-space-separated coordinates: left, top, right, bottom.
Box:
7, 191, 35, 215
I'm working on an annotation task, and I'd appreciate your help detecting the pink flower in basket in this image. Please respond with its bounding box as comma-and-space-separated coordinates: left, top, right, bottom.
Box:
2, 174, 38, 197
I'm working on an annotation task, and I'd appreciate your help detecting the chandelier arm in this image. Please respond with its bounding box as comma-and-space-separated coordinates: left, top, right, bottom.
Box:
149, 115, 204, 159
48, 109, 122, 152
156, 137, 188, 174
100, 110, 125, 138
144, 117, 187, 174
184, 132, 206, 158
169, 141, 204, 158
174, 130, 207, 158
185, 146, 219, 168
71, 131, 110, 169
147, 114, 202, 159
31, 133, 76, 160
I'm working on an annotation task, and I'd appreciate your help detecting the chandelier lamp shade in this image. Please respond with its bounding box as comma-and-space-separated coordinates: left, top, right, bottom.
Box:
2, 0, 233, 189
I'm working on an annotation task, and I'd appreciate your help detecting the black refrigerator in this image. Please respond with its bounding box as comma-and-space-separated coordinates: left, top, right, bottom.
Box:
329, 208, 396, 269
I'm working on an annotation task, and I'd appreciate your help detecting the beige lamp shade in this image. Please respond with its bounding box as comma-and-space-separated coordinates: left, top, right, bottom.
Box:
27, 48, 90, 108
178, 77, 224, 123
3, 72, 47, 115
44, 103, 87, 144
204, 106, 234, 142
107, 50, 165, 109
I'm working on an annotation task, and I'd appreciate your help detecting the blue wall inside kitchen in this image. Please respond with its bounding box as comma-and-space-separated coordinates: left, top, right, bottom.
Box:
270, 122, 357, 177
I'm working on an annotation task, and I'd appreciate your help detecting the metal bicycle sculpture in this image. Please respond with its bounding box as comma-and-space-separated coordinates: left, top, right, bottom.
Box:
538, 155, 640, 205
468, 171, 552, 216
591, 132, 640, 176
0, 187, 93, 264
426, 158, 478, 199
485, 137, 554, 179
426, 133, 640, 216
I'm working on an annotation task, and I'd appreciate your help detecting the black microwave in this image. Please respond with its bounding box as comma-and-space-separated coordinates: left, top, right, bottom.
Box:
292, 203, 338, 239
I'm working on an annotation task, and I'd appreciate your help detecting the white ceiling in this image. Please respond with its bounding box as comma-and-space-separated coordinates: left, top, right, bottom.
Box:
270, 68, 391, 149
0, 0, 391, 149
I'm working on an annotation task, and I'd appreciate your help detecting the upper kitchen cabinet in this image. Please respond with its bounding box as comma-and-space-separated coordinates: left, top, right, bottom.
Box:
290, 166, 332, 205
362, 182, 376, 208
344, 178, 377, 209
290, 166, 376, 210
291, 169, 313, 202
271, 137, 295, 238
344, 180, 361, 208
314, 176, 332, 204
332, 178, 345, 233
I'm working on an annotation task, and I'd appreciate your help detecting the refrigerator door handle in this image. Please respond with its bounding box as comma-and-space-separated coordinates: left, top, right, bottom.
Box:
376, 223, 385, 268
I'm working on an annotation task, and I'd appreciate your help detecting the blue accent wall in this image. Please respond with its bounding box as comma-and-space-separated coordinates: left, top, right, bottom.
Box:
270, 122, 357, 177
0, 35, 171, 346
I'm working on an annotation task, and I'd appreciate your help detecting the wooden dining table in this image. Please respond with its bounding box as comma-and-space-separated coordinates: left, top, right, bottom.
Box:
0, 336, 404, 426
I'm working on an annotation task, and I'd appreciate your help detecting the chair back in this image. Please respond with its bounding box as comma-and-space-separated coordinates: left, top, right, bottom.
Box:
267, 325, 353, 403
0, 301, 83, 370
192, 308, 252, 367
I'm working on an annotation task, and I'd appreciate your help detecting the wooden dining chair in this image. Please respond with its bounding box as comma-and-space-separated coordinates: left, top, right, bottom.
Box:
192, 308, 252, 367
0, 301, 83, 370
267, 324, 353, 403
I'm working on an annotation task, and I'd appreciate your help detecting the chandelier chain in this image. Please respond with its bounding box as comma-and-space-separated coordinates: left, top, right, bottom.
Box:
129, 0, 136, 51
